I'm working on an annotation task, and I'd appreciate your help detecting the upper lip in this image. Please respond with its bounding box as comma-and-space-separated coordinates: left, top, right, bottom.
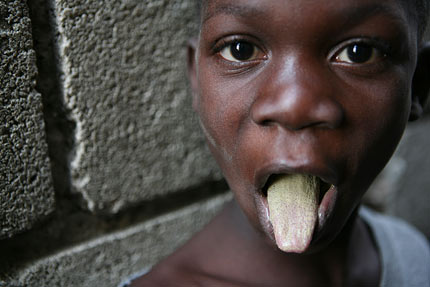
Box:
254, 161, 339, 195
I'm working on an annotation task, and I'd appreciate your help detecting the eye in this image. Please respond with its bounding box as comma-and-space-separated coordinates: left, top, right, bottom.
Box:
219, 41, 263, 62
335, 43, 385, 64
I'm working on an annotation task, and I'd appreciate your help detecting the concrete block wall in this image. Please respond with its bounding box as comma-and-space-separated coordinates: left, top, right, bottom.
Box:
53, 0, 221, 213
1, 0, 228, 285
2, 193, 232, 287
0, 0, 54, 239
0, 0, 429, 286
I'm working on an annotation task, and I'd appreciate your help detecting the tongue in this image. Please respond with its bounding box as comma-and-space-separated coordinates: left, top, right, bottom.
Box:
267, 174, 319, 253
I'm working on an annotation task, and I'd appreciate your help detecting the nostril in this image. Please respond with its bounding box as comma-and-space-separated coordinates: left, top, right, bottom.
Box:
261, 119, 273, 126
312, 101, 345, 130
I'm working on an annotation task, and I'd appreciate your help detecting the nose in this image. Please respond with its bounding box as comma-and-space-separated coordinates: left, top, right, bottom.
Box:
251, 61, 344, 131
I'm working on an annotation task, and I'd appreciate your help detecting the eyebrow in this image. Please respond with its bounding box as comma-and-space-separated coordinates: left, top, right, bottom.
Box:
340, 3, 407, 31
202, 2, 407, 29
202, 4, 261, 24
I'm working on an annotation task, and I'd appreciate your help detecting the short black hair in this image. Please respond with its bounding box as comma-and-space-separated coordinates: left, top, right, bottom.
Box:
197, 0, 430, 41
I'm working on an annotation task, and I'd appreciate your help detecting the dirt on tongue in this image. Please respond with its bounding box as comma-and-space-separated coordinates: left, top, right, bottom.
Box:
267, 174, 320, 253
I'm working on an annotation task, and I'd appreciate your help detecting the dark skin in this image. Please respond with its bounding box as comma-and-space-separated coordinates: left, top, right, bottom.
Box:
132, 0, 430, 286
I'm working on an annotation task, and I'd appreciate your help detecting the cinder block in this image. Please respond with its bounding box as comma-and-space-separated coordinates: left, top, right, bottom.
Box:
1, 193, 232, 287
365, 117, 430, 238
52, 0, 221, 213
0, 0, 54, 238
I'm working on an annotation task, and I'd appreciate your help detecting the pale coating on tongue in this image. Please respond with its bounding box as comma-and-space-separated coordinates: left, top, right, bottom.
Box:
267, 174, 319, 253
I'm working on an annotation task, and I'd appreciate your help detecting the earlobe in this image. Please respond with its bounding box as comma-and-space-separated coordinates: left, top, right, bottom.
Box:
187, 38, 199, 111
410, 42, 430, 121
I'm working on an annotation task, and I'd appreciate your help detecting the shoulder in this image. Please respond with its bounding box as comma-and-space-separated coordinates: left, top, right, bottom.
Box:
360, 206, 430, 287
360, 206, 429, 253
126, 204, 237, 287
127, 261, 230, 287
128, 202, 248, 286
127, 263, 192, 287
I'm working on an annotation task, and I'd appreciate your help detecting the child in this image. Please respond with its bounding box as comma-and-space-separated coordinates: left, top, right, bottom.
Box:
128, 0, 430, 286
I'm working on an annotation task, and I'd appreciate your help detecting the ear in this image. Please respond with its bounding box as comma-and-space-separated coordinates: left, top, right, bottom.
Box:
187, 38, 199, 111
410, 42, 430, 121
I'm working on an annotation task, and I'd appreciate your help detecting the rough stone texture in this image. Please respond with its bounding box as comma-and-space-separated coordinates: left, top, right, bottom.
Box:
27, 0, 76, 197
0, 0, 54, 238
52, 0, 221, 213
365, 116, 430, 238
0, 193, 232, 287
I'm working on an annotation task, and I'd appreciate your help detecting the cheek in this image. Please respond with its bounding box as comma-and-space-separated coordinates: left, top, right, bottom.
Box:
344, 73, 411, 193
196, 65, 256, 166
368, 77, 410, 150
196, 71, 247, 183
196, 65, 267, 226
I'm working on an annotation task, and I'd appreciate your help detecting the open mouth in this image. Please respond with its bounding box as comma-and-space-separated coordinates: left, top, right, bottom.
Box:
257, 173, 337, 253
261, 174, 333, 203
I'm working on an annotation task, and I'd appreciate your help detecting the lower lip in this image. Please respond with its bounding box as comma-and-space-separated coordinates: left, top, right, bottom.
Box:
317, 185, 337, 231
257, 185, 338, 244
256, 195, 275, 243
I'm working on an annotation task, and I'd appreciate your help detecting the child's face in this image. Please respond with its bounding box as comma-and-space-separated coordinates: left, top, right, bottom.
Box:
190, 0, 424, 251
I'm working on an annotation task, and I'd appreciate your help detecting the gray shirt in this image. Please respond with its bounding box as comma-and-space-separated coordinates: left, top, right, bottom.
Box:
360, 207, 430, 287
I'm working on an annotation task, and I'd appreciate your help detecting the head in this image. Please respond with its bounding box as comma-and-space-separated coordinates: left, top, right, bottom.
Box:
188, 0, 430, 252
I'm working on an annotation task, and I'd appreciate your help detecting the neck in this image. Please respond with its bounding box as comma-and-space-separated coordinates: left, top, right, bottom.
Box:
226, 201, 379, 286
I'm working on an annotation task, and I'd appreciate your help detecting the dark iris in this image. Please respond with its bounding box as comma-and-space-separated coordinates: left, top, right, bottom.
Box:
230, 41, 255, 61
347, 44, 373, 63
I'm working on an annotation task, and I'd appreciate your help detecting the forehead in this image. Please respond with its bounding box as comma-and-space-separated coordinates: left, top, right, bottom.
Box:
202, 0, 411, 11
201, 0, 414, 29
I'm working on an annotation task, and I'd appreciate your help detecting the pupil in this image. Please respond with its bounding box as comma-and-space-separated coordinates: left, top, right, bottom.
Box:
347, 44, 372, 63
231, 42, 254, 61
